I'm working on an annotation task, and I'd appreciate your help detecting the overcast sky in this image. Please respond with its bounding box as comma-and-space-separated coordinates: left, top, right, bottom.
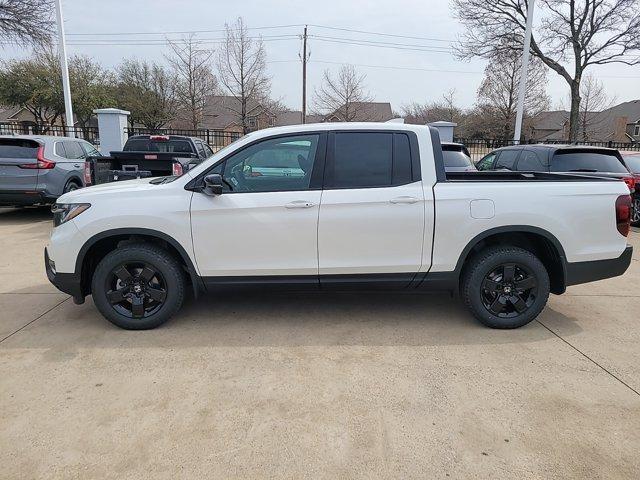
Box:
2, 0, 638, 113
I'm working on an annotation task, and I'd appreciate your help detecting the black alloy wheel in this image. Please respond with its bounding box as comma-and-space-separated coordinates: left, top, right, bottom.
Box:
480, 263, 538, 318
462, 246, 550, 329
105, 262, 167, 319
91, 243, 185, 329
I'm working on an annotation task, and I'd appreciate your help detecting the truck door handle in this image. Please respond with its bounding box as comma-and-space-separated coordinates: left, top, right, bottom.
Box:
389, 196, 419, 204
285, 200, 315, 209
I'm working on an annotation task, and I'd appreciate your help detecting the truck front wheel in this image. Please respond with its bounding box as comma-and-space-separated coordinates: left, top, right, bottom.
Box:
91, 243, 185, 330
462, 246, 550, 329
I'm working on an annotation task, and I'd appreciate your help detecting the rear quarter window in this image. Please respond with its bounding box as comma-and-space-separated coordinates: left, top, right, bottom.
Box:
550, 151, 628, 173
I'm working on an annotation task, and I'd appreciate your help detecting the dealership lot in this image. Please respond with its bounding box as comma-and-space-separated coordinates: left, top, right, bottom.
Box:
1, 207, 639, 479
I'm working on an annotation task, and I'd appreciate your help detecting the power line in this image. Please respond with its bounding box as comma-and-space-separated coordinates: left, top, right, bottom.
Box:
308, 24, 454, 43
309, 34, 453, 51
309, 36, 454, 54
310, 59, 482, 74
66, 24, 305, 36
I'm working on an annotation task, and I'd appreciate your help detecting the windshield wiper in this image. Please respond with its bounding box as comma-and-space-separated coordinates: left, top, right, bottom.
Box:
149, 175, 178, 184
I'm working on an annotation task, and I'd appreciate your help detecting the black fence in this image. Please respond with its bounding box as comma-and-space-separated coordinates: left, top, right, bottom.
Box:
455, 137, 640, 161
126, 127, 242, 152
0, 123, 100, 144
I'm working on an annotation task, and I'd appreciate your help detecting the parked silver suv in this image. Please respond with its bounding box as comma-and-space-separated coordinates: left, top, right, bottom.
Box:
0, 135, 99, 206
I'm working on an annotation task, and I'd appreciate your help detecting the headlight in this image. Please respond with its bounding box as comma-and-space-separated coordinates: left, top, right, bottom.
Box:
51, 203, 91, 227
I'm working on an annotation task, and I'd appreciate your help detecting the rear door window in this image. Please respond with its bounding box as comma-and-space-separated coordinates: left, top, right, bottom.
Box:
55, 142, 66, 158
63, 141, 85, 159
550, 151, 628, 173
332, 132, 392, 188
516, 150, 546, 171
495, 149, 520, 170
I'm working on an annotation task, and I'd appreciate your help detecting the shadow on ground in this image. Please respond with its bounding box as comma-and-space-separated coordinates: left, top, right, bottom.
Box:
3, 288, 582, 350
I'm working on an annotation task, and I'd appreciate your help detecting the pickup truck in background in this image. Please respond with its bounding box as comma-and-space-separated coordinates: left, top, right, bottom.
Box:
46, 123, 633, 331
85, 134, 215, 185
476, 144, 639, 225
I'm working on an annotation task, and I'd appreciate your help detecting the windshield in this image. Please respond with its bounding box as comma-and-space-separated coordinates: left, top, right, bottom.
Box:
184, 135, 247, 177
550, 151, 628, 173
623, 155, 640, 173
442, 149, 473, 167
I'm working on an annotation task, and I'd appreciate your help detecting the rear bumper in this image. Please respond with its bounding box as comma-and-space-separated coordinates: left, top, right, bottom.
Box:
45, 248, 84, 304
565, 245, 633, 287
0, 191, 52, 206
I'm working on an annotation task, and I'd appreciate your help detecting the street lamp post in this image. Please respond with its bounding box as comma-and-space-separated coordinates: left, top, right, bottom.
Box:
513, 0, 536, 143
54, 0, 75, 138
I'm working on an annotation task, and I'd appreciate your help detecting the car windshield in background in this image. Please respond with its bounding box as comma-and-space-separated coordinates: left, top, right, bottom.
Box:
550, 151, 628, 173
0, 139, 39, 158
442, 149, 473, 167
623, 155, 640, 173
126, 139, 193, 153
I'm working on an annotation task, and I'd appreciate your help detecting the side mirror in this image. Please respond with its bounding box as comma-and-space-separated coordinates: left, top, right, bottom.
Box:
203, 173, 223, 195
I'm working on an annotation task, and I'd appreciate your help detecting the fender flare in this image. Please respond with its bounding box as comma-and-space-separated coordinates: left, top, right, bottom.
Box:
75, 228, 203, 297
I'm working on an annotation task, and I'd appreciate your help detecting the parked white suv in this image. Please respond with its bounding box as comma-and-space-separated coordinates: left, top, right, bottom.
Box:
46, 123, 633, 330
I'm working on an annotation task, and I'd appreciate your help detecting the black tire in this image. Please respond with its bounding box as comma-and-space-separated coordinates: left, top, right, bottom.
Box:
461, 246, 550, 329
63, 179, 81, 193
91, 243, 185, 329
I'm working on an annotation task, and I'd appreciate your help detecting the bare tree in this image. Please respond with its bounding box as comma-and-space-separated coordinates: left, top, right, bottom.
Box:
452, 0, 640, 141
577, 73, 615, 140
0, 0, 54, 46
216, 17, 270, 134
476, 50, 550, 139
313, 64, 373, 121
402, 90, 465, 126
166, 34, 218, 129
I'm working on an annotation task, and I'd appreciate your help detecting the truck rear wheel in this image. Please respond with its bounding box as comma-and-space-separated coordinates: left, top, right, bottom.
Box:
462, 246, 550, 329
91, 243, 185, 330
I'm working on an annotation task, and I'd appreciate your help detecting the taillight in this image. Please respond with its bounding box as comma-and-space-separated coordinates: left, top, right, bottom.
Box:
622, 176, 635, 193
83, 161, 92, 185
150, 135, 169, 141
616, 195, 632, 237
19, 146, 55, 169
172, 162, 183, 176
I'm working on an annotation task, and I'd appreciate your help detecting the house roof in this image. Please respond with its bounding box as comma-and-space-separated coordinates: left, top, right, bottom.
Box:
0, 105, 23, 122
529, 110, 569, 132
200, 95, 269, 129
587, 100, 640, 140
326, 102, 394, 122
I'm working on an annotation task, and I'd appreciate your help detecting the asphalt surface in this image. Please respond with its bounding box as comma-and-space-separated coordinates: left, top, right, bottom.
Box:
1, 206, 639, 479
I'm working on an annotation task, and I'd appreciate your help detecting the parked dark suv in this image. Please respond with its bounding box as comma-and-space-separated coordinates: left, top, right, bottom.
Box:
476, 144, 639, 225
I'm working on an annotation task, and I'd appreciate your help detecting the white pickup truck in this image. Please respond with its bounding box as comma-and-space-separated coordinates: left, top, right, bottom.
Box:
45, 123, 633, 330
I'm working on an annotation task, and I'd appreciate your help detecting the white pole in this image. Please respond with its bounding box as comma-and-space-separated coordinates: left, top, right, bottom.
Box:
513, 0, 535, 143
54, 0, 75, 138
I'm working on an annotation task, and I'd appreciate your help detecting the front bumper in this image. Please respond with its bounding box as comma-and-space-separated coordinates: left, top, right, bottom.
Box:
45, 248, 85, 304
565, 245, 633, 287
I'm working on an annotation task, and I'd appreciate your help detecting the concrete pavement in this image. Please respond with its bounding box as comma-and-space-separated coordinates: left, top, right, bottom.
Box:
1, 207, 639, 479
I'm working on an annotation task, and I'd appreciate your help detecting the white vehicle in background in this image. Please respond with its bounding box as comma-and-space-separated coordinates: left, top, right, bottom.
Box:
45, 123, 633, 330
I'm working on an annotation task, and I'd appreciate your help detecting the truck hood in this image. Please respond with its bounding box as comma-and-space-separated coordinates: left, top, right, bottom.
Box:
57, 178, 156, 203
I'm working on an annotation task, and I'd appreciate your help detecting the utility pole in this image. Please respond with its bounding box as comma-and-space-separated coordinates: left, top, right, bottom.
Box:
301, 25, 308, 124
54, 0, 75, 137
513, 0, 535, 143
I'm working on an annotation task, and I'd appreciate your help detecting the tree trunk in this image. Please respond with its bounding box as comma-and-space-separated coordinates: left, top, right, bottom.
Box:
568, 81, 581, 142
